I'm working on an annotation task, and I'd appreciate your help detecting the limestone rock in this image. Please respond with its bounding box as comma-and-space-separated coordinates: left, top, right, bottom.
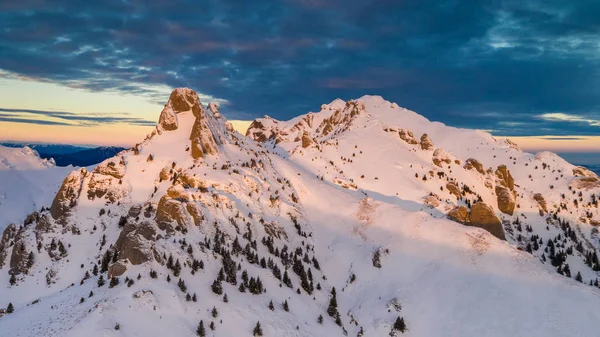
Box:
50, 168, 87, 220
570, 176, 600, 190
93, 157, 126, 179
0, 223, 17, 268
447, 206, 469, 224
108, 261, 128, 278
398, 129, 418, 145
128, 204, 143, 218
573, 166, 597, 178
495, 186, 516, 215
495, 165, 514, 191
158, 105, 178, 131
159, 166, 171, 181
9, 229, 28, 275
446, 182, 461, 199
469, 202, 505, 240
433, 149, 453, 168
533, 193, 548, 214
464, 158, 485, 175
301, 131, 313, 148
169, 87, 202, 116
114, 222, 158, 265
189, 110, 220, 159
420, 133, 434, 151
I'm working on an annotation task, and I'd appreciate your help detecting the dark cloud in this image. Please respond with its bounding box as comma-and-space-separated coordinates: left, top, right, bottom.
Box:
0, 108, 156, 127
0, 0, 598, 135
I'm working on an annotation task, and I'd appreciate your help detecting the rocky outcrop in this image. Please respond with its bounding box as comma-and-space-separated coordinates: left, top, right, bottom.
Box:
301, 131, 312, 148
9, 229, 28, 275
446, 182, 461, 199
398, 129, 418, 145
420, 133, 434, 151
188, 99, 224, 159
158, 105, 178, 131
433, 149, 453, 168
0, 224, 17, 268
533, 193, 548, 214
495, 165, 514, 191
50, 168, 87, 220
469, 203, 505, 240
158, 88, 202, 131
570, 176, 600, 190
447, 203, 505, 240
448, 206, 469, 224
114, 221, 159, 265
495, 186, 516, 215
108, 260, 128, 278
155, 188, 203, 230
93, 157, 126, 179
464, 158, 485, 175
573, 166, 597, 178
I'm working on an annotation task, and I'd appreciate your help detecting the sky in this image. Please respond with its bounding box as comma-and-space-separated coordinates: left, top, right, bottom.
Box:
0, 0, 599, 153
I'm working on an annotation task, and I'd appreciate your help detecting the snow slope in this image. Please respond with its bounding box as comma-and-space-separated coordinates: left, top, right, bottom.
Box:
0, 145, 72, 231
2, 89, 600, 337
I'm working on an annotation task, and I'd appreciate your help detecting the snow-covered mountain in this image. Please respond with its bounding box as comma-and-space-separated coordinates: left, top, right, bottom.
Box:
0, 146, 73, 231
2, 89, 600, 337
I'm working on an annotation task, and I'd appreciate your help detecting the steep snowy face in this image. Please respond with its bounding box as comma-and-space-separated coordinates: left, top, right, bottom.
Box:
3, 90, 600, 337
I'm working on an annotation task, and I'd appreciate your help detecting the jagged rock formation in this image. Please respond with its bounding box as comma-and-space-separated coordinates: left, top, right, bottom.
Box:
0, 224, 17, 268
464, 158, 486, 174
420, 133, 434, 151
433, 149, 453, 168
398, 128, 419, 145
469, 203, 505, 240
533, 193, 548, 214
301, 131, 312, 148
50, 168, 87, 220
495, 186, 516, 215
448, 206, 469, 224
446, 182, 461, 199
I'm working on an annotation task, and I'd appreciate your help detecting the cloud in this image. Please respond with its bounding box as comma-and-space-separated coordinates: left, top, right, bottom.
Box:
539, 112, 600, 126
0, 107, 156, 127
0, 0, 598, 135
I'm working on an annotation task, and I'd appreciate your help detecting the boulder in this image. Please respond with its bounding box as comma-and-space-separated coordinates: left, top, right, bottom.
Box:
432, 149, 453, 168
420, 133, 434, 151
50, 168, 87, 220
159, 166, 171, 181
495, 186, 516, 215
93, 157, 126, 179
398, 129, 418, 145
495, 165, 514, 191
447, 206, 469, 224
464, 158, 485, 175
301, 131, 312, 148
469, 203, 505, 240
446, 182, 461, 199
108, 261, 128, 278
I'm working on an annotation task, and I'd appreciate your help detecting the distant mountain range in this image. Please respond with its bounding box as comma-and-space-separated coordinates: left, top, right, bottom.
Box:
0, 142, 126, 166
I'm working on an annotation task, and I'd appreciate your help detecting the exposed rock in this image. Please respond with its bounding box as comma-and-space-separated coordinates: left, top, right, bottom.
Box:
424, 194, 441, 208
50, 168, 87, 220
432, 149, 453, 167
469, 202, 505, 240
158, 105, 178, 131
447, 206, 469, 224
87, 174, 127, 203
9, 230, 28, 275
93, 157, 126, 179
570, 176, 600, 190
495, 186, 516, 215
301, 131, 312, 148
420, 133, 434, 151
464, 158, 485, 175
46, 268, 57, 285
263, 221, 288, 240
189, 108, 221, 159
35, 214, 52, 233
155, 189, 202, 229
495, 165, 515, 191
178, 172, 207, 191
398, 129, 418, 145
159, 166, 171, 181
114, 222, 158, 265
446, 182, 461, 199
573, 166, 597, 178
0, 223, 17, 268
24, 212, 39, 226
108, 261, 128, 278
128, 204, 143, 218
533, 193, 548, 214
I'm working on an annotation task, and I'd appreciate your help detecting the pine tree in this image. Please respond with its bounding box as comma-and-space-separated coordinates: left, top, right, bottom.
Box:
393, 316, 407, 333
211, 279, 223, 295
97, 275, 105, 287
327, 287, 338, 318
192, 293, 198, 302
7, 302, 14, 313
89, 291, 94, 297
223, 294, 229, 303
209, 322, 215, 330
80, 297, 85, 303
150, 269, 157, 278
109, 277, 120, 288
212, 306, 218, 318
167, 274, 171, 282
283, 300, 289, 312
253, 321, 263, 336
575, 271, 583, 282
196, 320, 206, 337
268, 300, 274, 311
9, 274, 16, 285
178, 278, 187, 292
317, 314, 323, 324
92, 264, 98, 276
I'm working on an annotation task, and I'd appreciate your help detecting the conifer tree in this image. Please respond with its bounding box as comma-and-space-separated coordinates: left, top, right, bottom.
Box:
7, 302, 14, 313
327, 287, 338, 318
253, 322, 263, 336
283, 300, 289, 312
212, 306, 218, 318
393, 316, 407, 333
97, 275, 105, 287
196, 320, 206, 337
269, 300, 274, 311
